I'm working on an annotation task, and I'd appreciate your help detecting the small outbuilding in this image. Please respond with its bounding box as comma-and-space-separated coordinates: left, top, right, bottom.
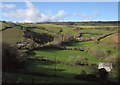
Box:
98, 62, 113, 72
16, 41, 29, 46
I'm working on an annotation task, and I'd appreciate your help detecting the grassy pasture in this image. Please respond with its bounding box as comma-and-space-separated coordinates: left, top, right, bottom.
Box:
34, 24, 77, 36
101, 32, 120, 44
65, 41, 116, 54
20, 23, 64, 33
3, 71, 91, 83
2, 27, 24, 44
18, 23, 78, 36
76, 22, 118, 26
82, 34, 97, 38
2, 22, 119, 83
34, 24, 62, 34
100, 35, 113, 44
16, 23, 117, 37
76, 26, 117, 28
1, 22, 15, 30
80, 29, 113, 34
24, 60, 93, 80
31, 28, 56, 36
33, 49, 99, 64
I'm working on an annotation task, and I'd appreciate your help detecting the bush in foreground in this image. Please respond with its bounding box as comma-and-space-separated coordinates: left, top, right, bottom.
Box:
2, 43, 26, 71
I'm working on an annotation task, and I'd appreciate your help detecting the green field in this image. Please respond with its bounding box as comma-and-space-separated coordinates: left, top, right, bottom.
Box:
80, 29, 113, 34
76, 25, 117, 28
3, 71, 91, 83
33, 49, 99, 64
2, 21, 119, 83
2, 27, 24, 44
65, 41, 116, 53
24, 61, 93, 78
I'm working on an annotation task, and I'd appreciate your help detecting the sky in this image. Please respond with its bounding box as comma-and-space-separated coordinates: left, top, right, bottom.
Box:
1, 0, 119, 2
0, 1, 118, 22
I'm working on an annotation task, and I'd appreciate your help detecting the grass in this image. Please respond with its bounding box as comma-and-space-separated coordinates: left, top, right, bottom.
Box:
66, 41, 117, 54
33, 24, 77, 36
82, 34, 97, 38
24, 60, 93, 79
18, 23, 77, 36
61, 26, 77, 36
17, 23, 116, 37
31, 28, 55, 36
3, 71, 91, 83
2, 27, 24, 44
1, 22, 15, 30
77, 26, 117, 28
100, 34, 113, 44
80, 29, 113, 34
3, 60, 93, 83
20, 23, 64, 33
36, 24, 64, 33
33, 49, 99, 64
32, 25, 61, 34
2, 22, 119, 83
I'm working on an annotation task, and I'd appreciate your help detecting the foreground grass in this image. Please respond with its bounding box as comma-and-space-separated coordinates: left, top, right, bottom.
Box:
3, 71, 91, 83
21, 60, 95, 83
24, 61, 93, 78
2, 60, 93, 83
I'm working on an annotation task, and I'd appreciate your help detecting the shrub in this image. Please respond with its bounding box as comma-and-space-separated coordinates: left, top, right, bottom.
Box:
74, 70, 87, 80
115, 57, 120, 70
91, 48, 105, 59
104, 54, 118, 65
67, 56, 88, 66
74, 70, 98, 81
2, 43, 26, 71
53, 35, 63, 46
97, 68, 109, 79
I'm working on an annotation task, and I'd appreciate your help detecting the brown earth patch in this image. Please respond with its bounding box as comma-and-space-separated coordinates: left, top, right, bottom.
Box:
112, 32, 120, 43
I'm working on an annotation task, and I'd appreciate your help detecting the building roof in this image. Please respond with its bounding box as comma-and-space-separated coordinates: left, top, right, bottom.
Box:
98, 62, 113, 72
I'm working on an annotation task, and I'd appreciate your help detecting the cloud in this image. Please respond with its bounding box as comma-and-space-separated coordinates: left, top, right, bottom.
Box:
0, 3, 16, 9
74, 12, 101, 21
2, 1, 66, 22
2, 11, 16, 17
93, 12, 101, 17
51, 10, 65, 21
79, 13, 91, 21
57, 10, 65, 18
74, 13, 91, 21
16, 1, 41, 22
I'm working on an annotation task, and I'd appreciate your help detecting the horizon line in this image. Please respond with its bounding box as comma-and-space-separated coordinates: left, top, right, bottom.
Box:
0, 20, 118, 23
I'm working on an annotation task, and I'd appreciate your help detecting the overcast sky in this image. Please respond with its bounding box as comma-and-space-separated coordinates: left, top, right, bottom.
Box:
0, 1, 118, 22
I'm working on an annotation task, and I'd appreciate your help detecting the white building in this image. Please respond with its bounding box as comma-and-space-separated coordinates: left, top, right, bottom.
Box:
98, 62, 113, 72
16, 41, 29, 46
